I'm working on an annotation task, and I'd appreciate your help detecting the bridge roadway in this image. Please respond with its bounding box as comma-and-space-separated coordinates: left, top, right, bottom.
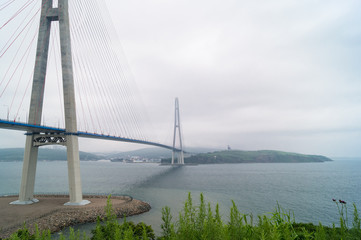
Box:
0, 119, 180, 151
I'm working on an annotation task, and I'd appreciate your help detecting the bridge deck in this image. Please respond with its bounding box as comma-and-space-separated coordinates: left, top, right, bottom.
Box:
0, 119, 179, 151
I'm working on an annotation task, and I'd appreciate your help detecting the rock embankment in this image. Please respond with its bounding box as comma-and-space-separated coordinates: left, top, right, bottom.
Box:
0, 195, 151, 239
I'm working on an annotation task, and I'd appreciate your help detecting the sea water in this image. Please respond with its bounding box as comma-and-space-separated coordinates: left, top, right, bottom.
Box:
1, 159, 360, 235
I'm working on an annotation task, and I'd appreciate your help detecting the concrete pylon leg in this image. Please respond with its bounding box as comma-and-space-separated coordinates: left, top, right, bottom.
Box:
10, 0, 51, 205
58, 0, 89, 206
64, 135, 89, 205
10, 135, 39, 205
179, 151, 184, 164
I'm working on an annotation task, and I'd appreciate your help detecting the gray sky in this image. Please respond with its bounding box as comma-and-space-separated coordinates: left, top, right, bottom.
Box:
1, 0, 361, 157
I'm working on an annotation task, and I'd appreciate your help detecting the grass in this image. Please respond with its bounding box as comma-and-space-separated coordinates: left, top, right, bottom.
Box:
3, 194, 361, 239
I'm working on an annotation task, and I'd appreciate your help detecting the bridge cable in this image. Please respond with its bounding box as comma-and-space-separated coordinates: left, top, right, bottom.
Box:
80, 0, 137, 138
14, 66, 34, 122
0, 0, 16, 10
0, 3, 40, 86
71, 0, 134, 137
0, 0, 36, 30
99, 1, 156, 141
70, 2, 113, 134
80, 0, 133, 137
78, 1, 125, 136
0, 2, 39, 61
0, 11, 38, 98
91, 0, 150, 140
9, 31, 37, 116
0, 27, 38, 99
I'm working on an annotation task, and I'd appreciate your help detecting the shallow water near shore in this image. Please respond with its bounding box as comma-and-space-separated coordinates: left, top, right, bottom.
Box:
1, 159, 361, 236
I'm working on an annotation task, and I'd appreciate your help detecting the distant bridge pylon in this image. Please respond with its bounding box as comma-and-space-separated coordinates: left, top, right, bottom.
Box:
171, 98, 184, 165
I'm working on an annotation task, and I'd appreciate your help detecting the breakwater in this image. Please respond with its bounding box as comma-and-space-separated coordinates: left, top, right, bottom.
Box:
0, 195, 151, 239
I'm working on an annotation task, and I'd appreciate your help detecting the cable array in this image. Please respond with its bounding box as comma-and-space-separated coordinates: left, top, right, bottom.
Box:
69, 0, 154, 141
0, 0, 41, 121
0, 0, 159, 144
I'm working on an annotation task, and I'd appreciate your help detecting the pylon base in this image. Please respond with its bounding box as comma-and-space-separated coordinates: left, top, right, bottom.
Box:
10, 198, 39, 205
64, 200, 91, 206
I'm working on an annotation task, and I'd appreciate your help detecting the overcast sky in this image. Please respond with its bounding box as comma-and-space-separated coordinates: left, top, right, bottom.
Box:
1, 0, 361, 157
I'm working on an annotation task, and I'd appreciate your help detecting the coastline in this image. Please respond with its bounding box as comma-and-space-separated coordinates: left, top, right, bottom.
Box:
0, 195, 151, 239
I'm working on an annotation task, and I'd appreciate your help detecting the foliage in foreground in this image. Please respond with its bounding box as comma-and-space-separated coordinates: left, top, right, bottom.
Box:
3, 194, 361, 240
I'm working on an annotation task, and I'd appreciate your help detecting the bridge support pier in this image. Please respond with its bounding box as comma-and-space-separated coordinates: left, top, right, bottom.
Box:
10, 135, 39, 204
64, 134, 89, 205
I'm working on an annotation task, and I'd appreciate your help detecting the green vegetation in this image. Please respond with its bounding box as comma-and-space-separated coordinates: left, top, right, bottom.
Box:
3, 194, 360, 240
90, 196, 155, 240
0, 148, 101, 161
106, 147, 217, 160
162, 150, 332, 164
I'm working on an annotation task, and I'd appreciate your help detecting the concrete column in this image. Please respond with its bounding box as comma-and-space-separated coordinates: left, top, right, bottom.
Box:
12, 135, 40, 204
11, 0, 52, 205
171, 151, 175, 165
65, 135, 86, 204
59, 0, 89, 205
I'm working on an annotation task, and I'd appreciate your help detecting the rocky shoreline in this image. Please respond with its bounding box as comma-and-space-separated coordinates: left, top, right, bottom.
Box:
0, 195, 151, 239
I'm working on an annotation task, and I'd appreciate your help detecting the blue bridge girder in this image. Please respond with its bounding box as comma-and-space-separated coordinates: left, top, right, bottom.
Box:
0, 119, 181, 151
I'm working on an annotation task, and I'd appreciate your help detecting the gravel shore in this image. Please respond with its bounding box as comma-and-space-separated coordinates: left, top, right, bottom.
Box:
0, 195, 151, 239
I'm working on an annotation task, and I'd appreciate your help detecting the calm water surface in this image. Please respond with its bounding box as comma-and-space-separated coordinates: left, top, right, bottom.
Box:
1, 159, 360, 235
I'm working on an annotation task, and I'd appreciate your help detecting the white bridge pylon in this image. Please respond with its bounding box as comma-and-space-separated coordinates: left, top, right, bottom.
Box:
10, 0, 89, 206
171, 98, 184, 165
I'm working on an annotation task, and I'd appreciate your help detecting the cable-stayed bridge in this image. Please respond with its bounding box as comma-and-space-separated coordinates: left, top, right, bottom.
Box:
0, 0, 185, 205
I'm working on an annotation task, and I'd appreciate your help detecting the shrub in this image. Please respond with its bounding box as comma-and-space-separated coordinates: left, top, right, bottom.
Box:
5, 194, 361, 240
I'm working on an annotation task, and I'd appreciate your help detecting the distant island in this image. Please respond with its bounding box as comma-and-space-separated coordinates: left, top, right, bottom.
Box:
161, 150, 332, 164
0, 148, 332, 164
0, 147, 216, 162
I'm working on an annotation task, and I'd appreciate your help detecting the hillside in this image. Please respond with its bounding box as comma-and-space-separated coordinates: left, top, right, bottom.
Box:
0, 148, 101, 161
162, 150, 332, 164
103, 147, 218, 160
0, 147, 217, 162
